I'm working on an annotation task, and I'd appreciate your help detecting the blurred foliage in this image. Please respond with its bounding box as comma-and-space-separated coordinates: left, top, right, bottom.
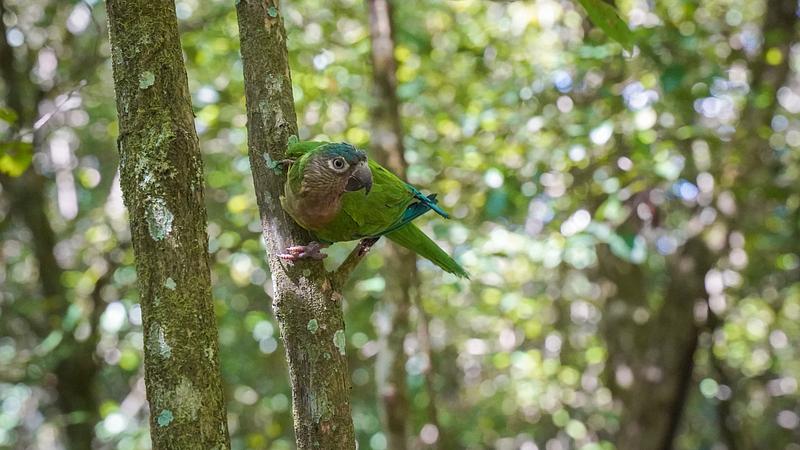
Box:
576, 0, 633, 50
0, 140, 32, 176
0, 107, 32, 176
0, 0, 799, 449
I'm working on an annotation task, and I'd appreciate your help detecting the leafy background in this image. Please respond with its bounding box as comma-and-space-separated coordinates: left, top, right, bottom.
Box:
0, 0, 799, 449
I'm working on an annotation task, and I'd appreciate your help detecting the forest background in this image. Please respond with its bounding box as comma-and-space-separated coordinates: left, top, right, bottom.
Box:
1, 0, 799, 449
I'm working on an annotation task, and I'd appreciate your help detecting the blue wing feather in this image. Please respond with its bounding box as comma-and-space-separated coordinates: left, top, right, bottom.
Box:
409, 187, 449, 219
372, 185, 449, 237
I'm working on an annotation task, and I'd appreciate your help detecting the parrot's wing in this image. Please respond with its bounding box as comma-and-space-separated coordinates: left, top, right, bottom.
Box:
337, 163, 413, 237
404, 185, 449, 219
338, 161, 448, 239
377, 189, 448, 236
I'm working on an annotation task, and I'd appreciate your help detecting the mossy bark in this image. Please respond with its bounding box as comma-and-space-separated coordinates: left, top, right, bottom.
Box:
367, 0, 412, 448
106, 1, 230, 448
235, 1, 356, 448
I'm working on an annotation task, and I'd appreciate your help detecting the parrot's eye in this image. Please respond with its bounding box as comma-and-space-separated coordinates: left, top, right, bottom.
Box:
331, 157, 347, 171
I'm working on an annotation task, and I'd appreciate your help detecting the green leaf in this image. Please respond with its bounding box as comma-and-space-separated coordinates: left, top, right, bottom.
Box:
0, 141, 34, 177
0, 107, 18, 125
577, 0, 634, 50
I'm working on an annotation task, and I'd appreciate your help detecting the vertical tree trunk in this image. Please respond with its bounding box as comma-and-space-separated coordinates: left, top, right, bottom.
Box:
602, 1, 797, 447
235, 1, 356, 448
600, 238, 713, 450
367, 0, 412, 448
105, 1, 230, 448
367, 2, 450, 448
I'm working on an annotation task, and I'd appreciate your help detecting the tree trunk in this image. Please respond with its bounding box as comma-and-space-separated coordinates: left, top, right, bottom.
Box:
601, 1, 798, 447
235, 1, 356, 448
600, 238, 714, 450
105, 1, 230, 448
367, 0, 413, 448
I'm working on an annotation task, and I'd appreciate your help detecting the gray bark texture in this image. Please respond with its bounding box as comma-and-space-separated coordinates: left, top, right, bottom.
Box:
367, 0, 412, 449
235, 1, 357, 448
105, 1, 230, 448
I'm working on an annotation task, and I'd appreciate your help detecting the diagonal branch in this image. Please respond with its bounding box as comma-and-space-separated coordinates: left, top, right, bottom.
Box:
332, 244, 371, 290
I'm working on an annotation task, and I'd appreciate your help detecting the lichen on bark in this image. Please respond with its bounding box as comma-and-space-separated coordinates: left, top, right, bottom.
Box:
235, 0, 357, 448
106, 0, 230, 448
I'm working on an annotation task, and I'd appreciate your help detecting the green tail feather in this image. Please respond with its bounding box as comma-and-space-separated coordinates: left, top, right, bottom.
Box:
386, 224, 469, 279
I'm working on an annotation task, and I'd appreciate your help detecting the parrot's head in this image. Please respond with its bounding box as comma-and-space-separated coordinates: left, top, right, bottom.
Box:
307, 142, 373, 195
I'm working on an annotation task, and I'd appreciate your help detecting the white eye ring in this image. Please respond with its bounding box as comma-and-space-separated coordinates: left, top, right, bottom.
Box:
331, 157, 347, 170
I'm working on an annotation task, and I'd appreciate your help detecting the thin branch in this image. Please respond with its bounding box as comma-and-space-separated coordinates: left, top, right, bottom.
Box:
30, 81, 87, 130
332, 240, 375, 289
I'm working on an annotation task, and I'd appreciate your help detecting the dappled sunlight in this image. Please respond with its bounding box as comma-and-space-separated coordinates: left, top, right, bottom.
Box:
0, 0, 799, 448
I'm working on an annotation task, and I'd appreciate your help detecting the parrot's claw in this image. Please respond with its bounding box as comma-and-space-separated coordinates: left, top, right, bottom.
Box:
357, 237, 380, 256
274, 159, 295, 169
265, 156, 296, 175
278, 242, 328, 261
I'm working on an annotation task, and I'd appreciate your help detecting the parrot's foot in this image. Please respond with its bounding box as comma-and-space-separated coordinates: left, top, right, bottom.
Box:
357, 237, 380, 256
266, 157, 296, 174
273, 159, 295, 170
278, 242, 328, 261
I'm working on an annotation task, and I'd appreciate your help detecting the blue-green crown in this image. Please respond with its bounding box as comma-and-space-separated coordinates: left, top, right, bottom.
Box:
319, 142, 367, 164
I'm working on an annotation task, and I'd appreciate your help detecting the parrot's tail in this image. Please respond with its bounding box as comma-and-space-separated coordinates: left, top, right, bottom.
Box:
386, 224, 469, 279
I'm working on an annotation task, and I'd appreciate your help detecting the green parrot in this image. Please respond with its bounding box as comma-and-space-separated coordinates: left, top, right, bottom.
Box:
275, 139, 469, 279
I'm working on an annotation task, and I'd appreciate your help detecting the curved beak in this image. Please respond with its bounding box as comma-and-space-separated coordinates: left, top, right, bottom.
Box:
344, 161, 373, 195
